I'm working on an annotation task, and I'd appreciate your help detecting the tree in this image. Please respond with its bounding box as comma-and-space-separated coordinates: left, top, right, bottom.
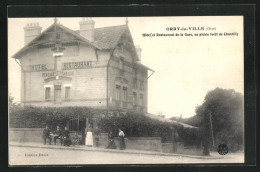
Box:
156, 111, 165, 118
9, 95, 17, 112
195, 88, 244, 151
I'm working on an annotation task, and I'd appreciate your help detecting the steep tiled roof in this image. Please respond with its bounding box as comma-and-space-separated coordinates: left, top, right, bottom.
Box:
13, 24, 127, 59
12, 23, 101, 59
75, 25, 127, 49
93, 25, 126, 49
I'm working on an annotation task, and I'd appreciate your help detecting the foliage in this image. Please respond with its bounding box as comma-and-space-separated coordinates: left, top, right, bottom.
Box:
9, 105, 200, 145
178, 88, 244, 151
98, 111, 200, 144
9, 106, 105, 130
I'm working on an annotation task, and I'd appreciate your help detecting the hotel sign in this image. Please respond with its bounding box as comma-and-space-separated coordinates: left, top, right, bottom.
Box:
62, 61, 92, 70
31, 64, 48, 71
42, 71, 74, 77
30, 61, 92, 71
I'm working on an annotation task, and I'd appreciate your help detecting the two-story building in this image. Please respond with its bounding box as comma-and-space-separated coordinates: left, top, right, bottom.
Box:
12, 18, 154, 115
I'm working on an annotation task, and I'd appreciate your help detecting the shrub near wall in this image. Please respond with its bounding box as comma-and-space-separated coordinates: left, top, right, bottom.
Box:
9, 106, 200, 145
98, 111, 200, 145
9, 106, 104, 130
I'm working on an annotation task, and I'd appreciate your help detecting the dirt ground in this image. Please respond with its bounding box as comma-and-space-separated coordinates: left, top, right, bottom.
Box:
9, 146, 244, 165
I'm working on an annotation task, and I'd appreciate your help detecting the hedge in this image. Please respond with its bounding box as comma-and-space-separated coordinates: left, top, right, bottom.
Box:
9, 106, 200, 145
9, 106, 105, 130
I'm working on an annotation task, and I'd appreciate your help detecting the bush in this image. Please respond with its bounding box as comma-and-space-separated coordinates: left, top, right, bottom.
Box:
9, 106, 104, 130
9, 106, 200, 145
98, 111, 200, 144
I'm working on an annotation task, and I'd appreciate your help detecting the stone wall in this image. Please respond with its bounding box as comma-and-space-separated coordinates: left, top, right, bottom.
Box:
97, 133, 162, 152
9, 129, 203, 156
117, 137, 162, 152
9, 128, 44, 143
176, 144, 203, 156
162, 143, 174, 153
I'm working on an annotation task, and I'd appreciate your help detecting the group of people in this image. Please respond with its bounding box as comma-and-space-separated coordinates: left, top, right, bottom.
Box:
106, 128, 125, 150
42, 125, 126, 150
42, 125, 71, 147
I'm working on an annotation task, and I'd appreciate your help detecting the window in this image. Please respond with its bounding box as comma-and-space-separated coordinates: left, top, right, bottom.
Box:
123, 87, 127, 101
55, 56, 62, 70
133, 69, 137, 77
133, 78, 137, 89
65, 87, 70, 101
54, 85, 61, 103
119, 58, 124, 70
116, 85, 121, 100
45, 87, 50, 101
133, 92, 137, 106
140, 94, 144, 106
140, 81, 144, 91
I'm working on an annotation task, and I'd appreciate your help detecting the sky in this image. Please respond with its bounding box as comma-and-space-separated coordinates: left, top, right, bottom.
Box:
8, 17, 244, 118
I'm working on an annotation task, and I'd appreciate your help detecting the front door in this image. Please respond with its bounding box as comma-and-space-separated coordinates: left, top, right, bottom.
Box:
54, 85, 61, 103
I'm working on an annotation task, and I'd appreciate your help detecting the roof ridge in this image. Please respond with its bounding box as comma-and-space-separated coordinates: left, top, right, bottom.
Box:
12, 23, 128, 58
93, 24, 126, 30
73, 24, 126, 33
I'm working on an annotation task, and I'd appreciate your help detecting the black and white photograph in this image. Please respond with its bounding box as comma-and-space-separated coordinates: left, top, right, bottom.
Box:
8, 16, 244, 165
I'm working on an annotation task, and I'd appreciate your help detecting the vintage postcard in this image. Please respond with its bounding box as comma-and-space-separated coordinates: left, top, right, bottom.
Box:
8, 16, 244, 165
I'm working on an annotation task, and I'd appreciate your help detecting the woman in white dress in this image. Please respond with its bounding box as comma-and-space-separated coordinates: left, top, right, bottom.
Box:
85, 128, 93, 147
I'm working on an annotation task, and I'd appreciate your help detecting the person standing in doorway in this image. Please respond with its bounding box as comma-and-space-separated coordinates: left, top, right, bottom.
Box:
118, 128, 125, 150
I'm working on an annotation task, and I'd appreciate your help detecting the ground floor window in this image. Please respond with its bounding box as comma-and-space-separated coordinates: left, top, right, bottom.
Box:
65, 87, 70, 101
54, 85, 61, 103
45, 87, 51, 101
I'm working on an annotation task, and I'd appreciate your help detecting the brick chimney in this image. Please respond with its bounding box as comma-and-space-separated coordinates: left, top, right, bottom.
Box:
79, 17, 95, 42
24, 22, 42, 45
135, 45, 142, 61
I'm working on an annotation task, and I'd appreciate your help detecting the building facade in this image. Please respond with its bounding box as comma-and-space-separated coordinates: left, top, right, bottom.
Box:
13, 18, 153, 113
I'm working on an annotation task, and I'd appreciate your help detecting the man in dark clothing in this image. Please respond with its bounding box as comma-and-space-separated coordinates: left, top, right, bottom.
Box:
106, 131, 116, 149
81, 128, 86, 145
94, 127, 100, 147
53, 126, 63, 145
62, 127, 71, 147
42, 126, 52, 145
